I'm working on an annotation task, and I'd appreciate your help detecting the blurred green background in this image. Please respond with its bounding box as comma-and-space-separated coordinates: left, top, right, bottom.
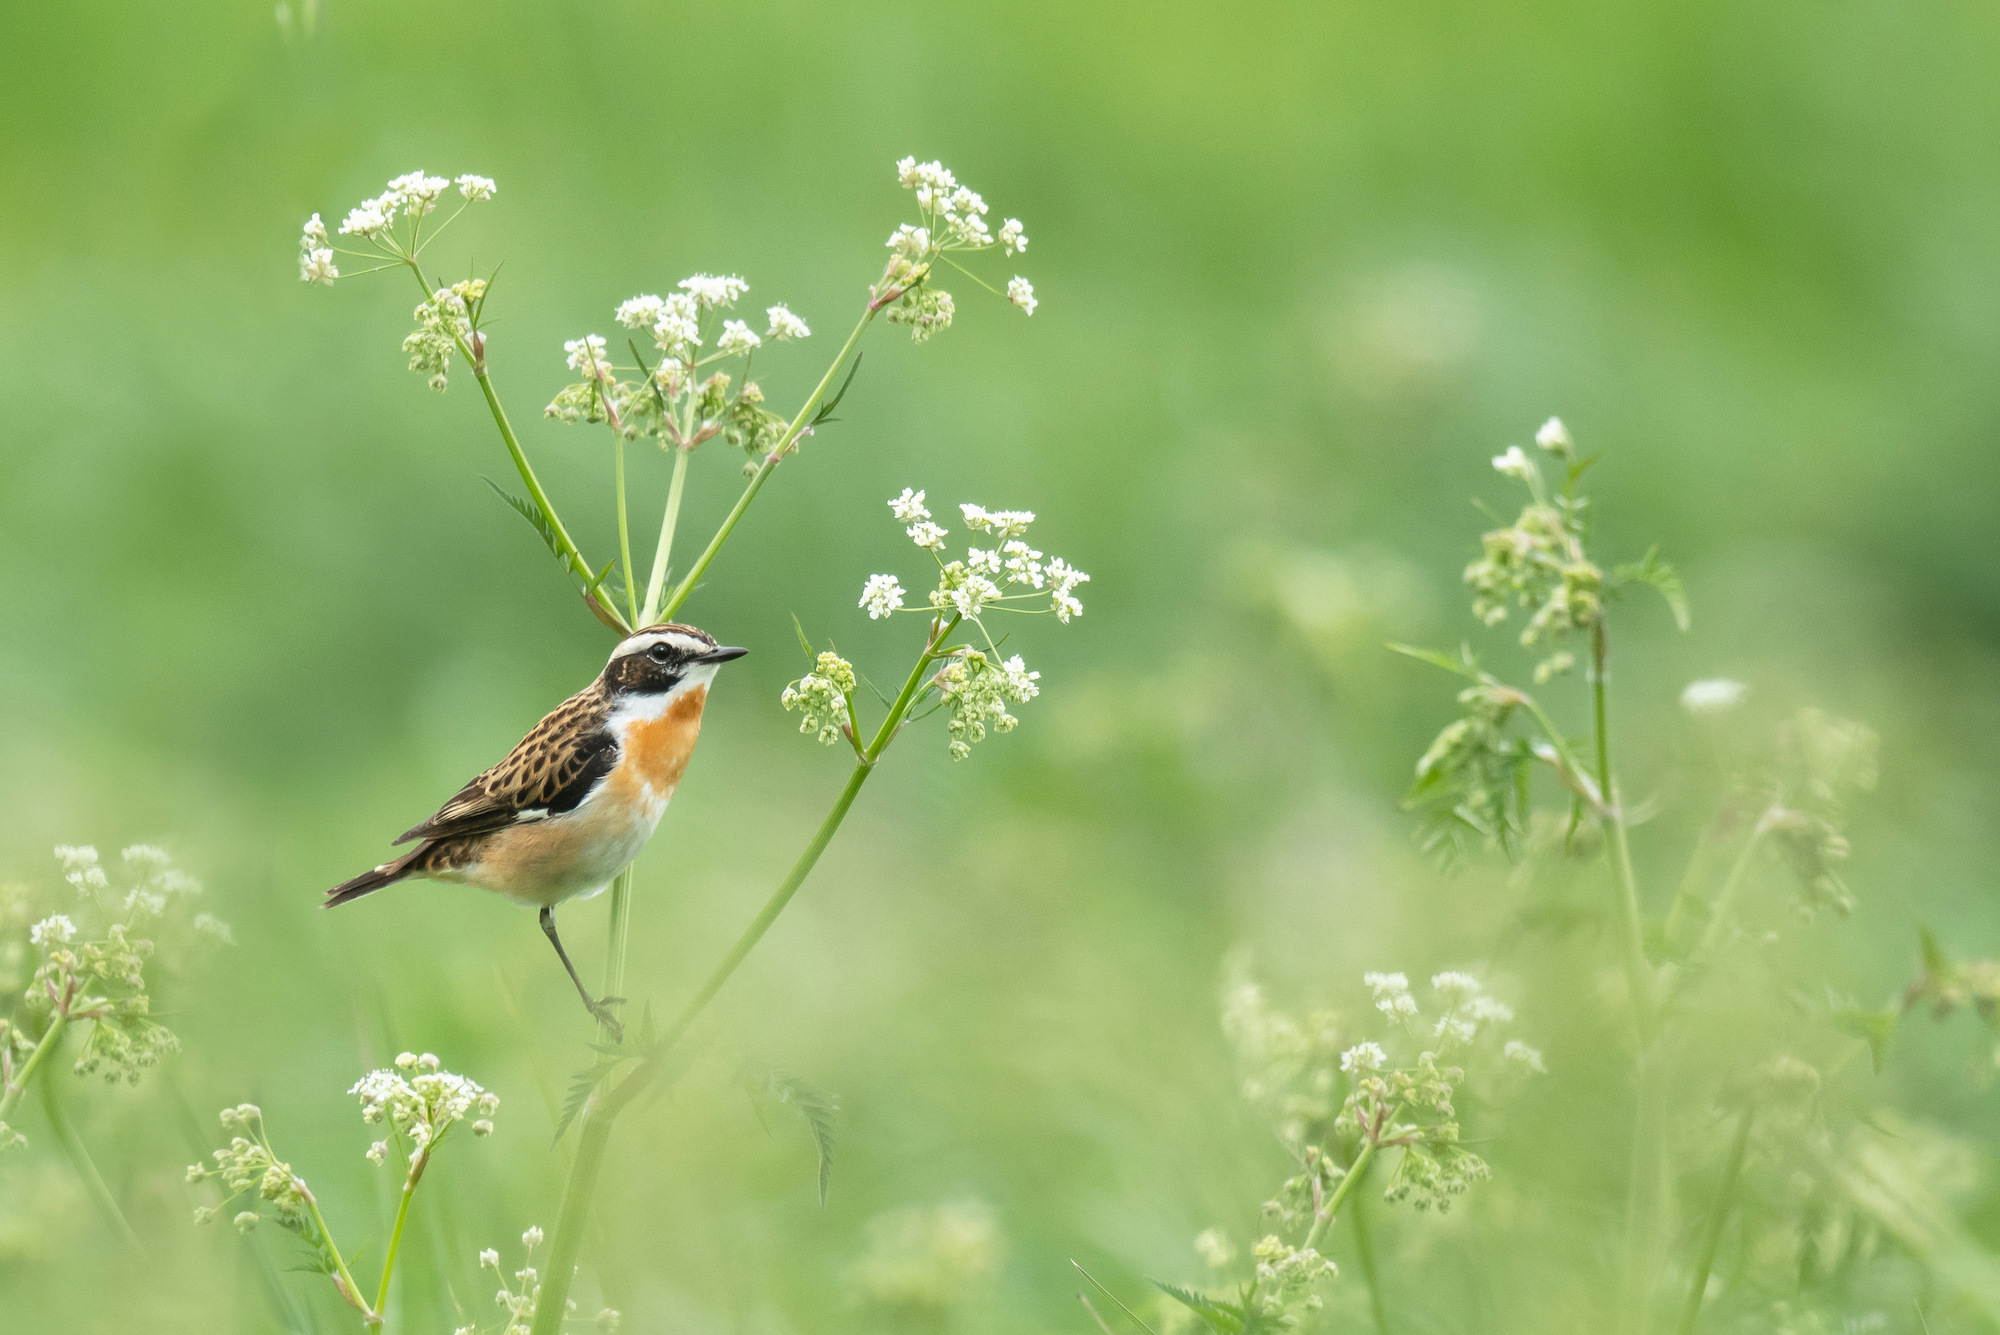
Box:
4, 0, 2000, 1330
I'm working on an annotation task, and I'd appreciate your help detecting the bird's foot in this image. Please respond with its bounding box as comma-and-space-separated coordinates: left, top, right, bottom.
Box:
585, 995, 627, 1042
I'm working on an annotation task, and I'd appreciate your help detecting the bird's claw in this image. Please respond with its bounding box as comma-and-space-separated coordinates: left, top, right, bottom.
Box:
586, 996, 626, 1042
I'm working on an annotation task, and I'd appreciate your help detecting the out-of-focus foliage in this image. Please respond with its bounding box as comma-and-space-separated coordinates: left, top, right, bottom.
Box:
4, 0, 2000, 1332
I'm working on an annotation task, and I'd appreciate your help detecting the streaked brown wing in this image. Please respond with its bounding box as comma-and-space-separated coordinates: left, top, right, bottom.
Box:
393, 686, 615, 845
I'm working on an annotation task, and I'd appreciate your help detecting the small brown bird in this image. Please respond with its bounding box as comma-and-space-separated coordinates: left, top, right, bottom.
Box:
324, 623, 747, 1034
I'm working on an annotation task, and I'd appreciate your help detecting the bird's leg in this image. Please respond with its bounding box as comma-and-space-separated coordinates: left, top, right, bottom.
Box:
540, 905, 625, 1041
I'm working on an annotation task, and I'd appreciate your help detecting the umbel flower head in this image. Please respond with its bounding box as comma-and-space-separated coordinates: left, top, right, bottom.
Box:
350, 1050, 499, 1168
547, 275, 813, 471
876, 158, 1037, 340
793, 488, 1087, 760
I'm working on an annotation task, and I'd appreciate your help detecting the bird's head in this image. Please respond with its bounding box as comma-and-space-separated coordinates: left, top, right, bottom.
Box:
603, 623, 748, 700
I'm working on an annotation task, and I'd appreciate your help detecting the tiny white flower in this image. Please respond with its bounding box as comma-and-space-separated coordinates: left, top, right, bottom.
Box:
1194, 1228, 1236, 1269
193, 913, 236, 945
1431, 971, 1483, 1003
1491, 445, 1534, 481
1339, 1041, 1386, 1074
859, 574, 906, 620
472, 1119, 494, 1136
887, 224, 932, 257
301, 213, 329, 247
1007, 275, 1037, 316
1534, 417, 1571, 453
299, 247, 338, 285
717, 319, 761, 356
339, 201, 392, 237
1434, 1015, 1476, 1045
907, 520, 948, 551
889, 488, 931, 523
1468, 995, 1514, 1024
522, 1225, 545, 1251
564, 335, 611, 378
960, 504, 1035, 538
366, 1141, 388, 1165
651, 292, 702, 355
677, 274, 748, 309
479, 1248, 501, 1269
29, 914, 76, 948
615, 294, 665, 329
455, 174, 498, 201
999, 218, 1028, 255
1681, 679, 1749, 715
1504, 1040, 1547, 1073
764, 304, 810, 340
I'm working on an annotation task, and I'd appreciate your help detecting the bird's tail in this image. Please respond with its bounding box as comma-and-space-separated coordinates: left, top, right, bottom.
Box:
323, 847, 426, 908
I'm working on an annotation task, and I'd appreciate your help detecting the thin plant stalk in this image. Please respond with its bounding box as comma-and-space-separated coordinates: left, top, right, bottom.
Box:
528, 615, 960, 1335
1691, 824, 1770, 965
656, 307, 876, 622
1350, 1189, 1391, 1335
640, 447, 691, 624
1592, 620, 1657, 1043
373, 1147, 431, 1317
39, 1072, 144, 1255
0, 1012, 68, 1124
614, 436, 639, 627
1676, 1106, 1753, 1335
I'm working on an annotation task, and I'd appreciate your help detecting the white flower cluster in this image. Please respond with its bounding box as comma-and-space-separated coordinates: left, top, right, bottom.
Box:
349, 1051, 498, 1170
1364, 971, 1419, 1017
865, 490, 1089, 625
55, 844, 109, 895
1681, 678, 1749, 715
606, 274, 801, 365
29, 914, 77, 948
1422, 971, 1525, 1052
882, 157, 1036, 339
298, 213, 337, 286
329, 170, 497, 241
780, 652, 855, 746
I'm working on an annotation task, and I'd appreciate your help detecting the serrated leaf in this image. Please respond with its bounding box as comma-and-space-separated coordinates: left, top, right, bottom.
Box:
1148, 1280, 1246, 1335
554, 1055, 629, 1144
1830, 1005, 1898, 1075
1611, 545, 1691, 632
744, 1069, 840, 1206
485, 477, 566, 564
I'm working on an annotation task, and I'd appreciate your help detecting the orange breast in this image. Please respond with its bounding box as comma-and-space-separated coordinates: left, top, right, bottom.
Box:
612, 684, 708, 805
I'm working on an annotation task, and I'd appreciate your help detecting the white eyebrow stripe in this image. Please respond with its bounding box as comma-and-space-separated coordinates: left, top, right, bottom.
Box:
607, 629, 713, 663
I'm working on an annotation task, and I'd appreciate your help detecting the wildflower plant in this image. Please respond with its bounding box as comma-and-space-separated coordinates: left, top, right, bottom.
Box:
1, 842, 222, 1246
186, 1052, 498, 1326
1392, 420, 1898, 1330
1119, 971, 1540, 1333
297, 159, 1066, 1335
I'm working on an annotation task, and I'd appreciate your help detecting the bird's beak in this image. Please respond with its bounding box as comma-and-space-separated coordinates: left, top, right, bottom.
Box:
698, 645, 749, 663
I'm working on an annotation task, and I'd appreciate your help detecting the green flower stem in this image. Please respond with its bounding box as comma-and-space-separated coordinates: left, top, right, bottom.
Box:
1691, 823, 1770, 966
640, 447, 691, 625
529, 617, 958, 1335
0, 1010, 69, 1124
471, 367, 623, 630
657, 306, 876, 622
615, 435, 639, 627
1303, 1129, 1386, 1255
301, 1187, 375, 1325
600, 865, 636, 1040
1350, 1188, 1391, 1335
1592, 620, 1658, 1044
1676, 1106, 1753, 1335
373, 1147, 429, 1317
38, 1071, 144, 1255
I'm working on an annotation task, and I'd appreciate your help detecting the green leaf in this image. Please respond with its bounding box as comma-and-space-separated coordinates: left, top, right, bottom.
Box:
1148, 1280, 1246, 1335
1386, 641, 1481, 680
1610, 545, 1691, 632
1830, 1005, 1899, 1075
554, 1055, 629, 1145
744, 1069, 840, 1206
791, 613, 817, 659
1919, 927, 1954, 982
809, 352, 865, 427
485, 478, 576, 573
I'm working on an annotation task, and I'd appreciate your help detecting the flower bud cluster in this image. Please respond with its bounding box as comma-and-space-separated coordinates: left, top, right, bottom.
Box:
781, 653, 855, 746
186, 1104, 314, 1233
404, 283, 479, 392
936, 650, 1041, 761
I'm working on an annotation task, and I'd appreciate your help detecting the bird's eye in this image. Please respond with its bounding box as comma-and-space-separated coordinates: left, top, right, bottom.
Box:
647, 644, 672, 663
